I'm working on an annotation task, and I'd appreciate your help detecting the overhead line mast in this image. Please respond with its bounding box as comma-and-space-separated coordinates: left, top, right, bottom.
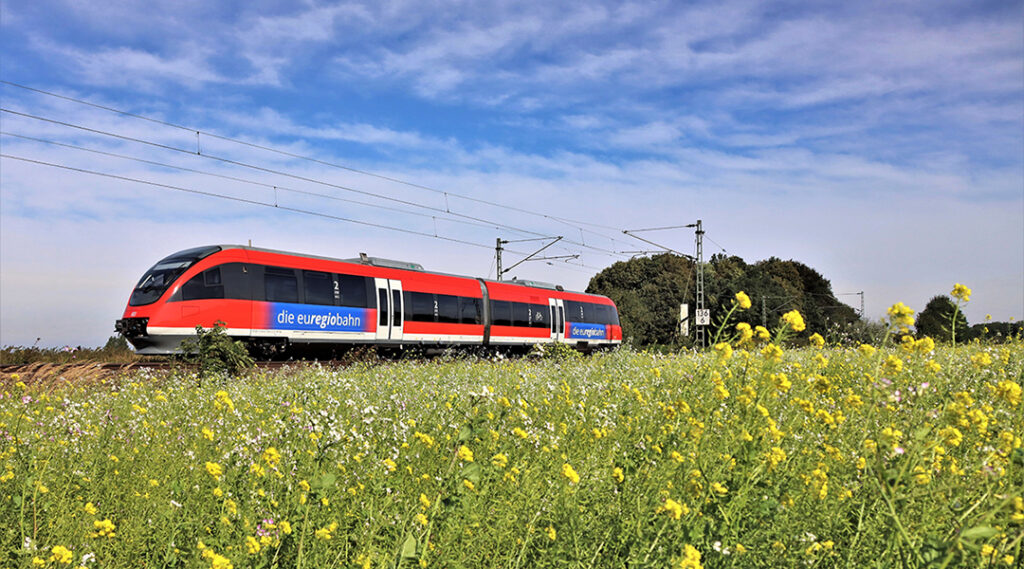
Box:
623, 220, 707, 348
691, 220, 705, 348
495, 236, 577, 281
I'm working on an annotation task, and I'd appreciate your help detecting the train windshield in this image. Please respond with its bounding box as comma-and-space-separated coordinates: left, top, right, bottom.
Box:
128, 246, 221, 306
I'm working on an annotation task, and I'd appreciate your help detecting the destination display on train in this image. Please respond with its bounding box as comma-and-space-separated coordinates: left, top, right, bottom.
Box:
265, 303, 373, 332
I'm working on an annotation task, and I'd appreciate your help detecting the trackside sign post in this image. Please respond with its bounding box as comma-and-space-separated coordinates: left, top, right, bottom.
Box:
695, 309, 710, 326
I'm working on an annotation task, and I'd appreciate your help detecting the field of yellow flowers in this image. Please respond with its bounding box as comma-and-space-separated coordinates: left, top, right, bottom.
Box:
1, 307, 1022, 567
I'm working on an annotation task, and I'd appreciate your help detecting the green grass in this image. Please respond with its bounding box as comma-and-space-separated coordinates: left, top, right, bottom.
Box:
1, 340, 1022, 568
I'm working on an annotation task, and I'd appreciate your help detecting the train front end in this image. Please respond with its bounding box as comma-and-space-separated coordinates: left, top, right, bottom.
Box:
115, 245, 225, 354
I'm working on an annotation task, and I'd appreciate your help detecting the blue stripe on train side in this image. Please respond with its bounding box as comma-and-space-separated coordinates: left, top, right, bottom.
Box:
268, 303, 372, 332
567, 322, 608, 340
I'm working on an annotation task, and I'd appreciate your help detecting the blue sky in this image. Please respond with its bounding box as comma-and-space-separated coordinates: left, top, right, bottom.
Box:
1, 0, 1022, 347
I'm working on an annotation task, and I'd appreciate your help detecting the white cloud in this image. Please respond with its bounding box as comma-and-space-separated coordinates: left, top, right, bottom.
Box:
35, 40, 227, 90
0, 0, 1020, 347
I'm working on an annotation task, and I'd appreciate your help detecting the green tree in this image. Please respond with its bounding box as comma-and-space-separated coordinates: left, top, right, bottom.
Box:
586, 253, 695, 346
587, 253, 860, 347
915, 295, 969, 342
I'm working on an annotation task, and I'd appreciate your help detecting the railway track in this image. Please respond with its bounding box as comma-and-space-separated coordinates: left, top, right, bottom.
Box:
0, 359, 332, 387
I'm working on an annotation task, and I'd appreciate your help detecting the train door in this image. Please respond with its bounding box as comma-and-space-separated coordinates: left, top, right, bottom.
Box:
374, 278, 404, 342
549, 298, 565, 342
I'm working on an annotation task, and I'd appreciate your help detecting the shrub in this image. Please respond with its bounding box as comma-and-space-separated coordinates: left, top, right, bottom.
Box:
176, 321, 254, 381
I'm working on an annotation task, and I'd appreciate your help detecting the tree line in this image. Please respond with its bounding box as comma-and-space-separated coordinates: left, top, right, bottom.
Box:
585, 253, 1020, 347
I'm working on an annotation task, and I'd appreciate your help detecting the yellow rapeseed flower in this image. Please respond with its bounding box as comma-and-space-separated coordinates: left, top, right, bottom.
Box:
735, 291, 752, 310
262, 447, 281, 467
92, 518, 116, 538
713, 342, 733, 360
886, 302, 915, 332
762, 343, 783, 363
659, 498, 688, 520
972, 352, 992, 367
938, 426, 963, 447
211, 554, 233, 569
457, 445, 474, 462
771, 373, 791, 393
546, 526, 557, 541
315, 522, 338, 541
900, 335, 916, 352
561, 463, 580, 484
781, 310, 806, 332
951, 283, 971, 302
995, 380, 1022, 407
766, 447, 786, 469
491, 453, 508, 468
678, 544, 703, 569
809, 333, 824, 348
213, 390, 234, 412
915, 337, 935, 354
736, 322, 754, 344
49, 545, 73, 565
205, 462, 223, 481
883, 355, 903, 374
612, 467, 624, 484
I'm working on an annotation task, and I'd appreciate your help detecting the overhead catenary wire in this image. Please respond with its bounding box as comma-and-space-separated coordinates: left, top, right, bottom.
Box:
5, 150, 606, 278
0, 108, 547, 241
0, 131, 513, 233
0, 81, 641, 252
0, 106, 633, 261
1, 153, 538, 256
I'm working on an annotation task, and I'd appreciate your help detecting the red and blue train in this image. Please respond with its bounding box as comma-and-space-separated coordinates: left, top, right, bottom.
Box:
115, 245, 622, 356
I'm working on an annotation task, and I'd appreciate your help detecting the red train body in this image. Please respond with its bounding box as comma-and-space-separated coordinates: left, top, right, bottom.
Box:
115, 245, 622, 355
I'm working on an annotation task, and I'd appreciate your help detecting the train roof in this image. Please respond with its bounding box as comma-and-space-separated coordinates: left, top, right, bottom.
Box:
206, 244, 600, 297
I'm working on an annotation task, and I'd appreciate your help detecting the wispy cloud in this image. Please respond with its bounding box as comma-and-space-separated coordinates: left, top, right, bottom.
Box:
0, 0, 1021, 346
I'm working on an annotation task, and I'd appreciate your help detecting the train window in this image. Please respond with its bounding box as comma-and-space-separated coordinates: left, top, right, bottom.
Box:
564, 301, 586, 322
530, 303, 549, 328
601, 304, 618, 325
437, 294, 459, 323
303, 271, 334, 306
490, 300, 512, 327
181, 268, 225, 300
378, 289, 388, 326
392, 290, 402, 326
338, 274, 368, 308
204, 268, 222, 286
219, 263, 249, 300
459, 297, 481, 325
265, 267, 298, 303
511, 302, 530, 327
403, 291, 434, 322
582, 303, 617, 325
